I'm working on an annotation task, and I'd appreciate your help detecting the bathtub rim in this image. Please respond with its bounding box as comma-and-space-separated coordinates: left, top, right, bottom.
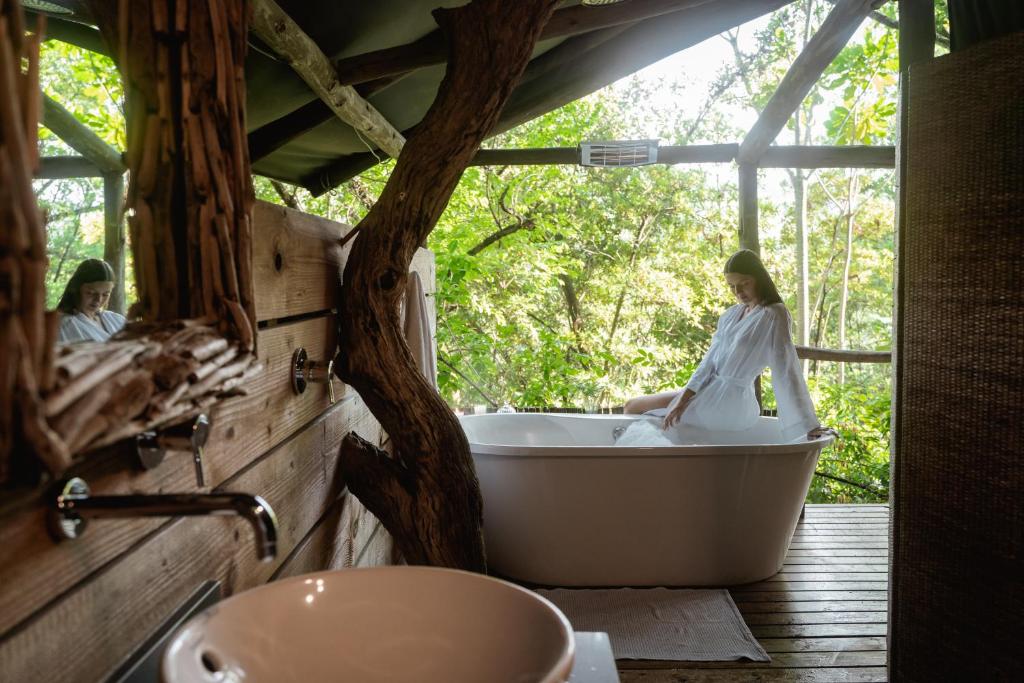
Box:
467, 440, 833, 458
459, 413, 834, 458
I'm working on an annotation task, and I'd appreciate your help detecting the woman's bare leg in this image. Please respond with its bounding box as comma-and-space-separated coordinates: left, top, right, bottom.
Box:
623, 390, 680, 414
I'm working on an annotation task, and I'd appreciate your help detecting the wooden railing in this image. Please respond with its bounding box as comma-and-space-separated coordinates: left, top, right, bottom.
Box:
795, 345, 891, 363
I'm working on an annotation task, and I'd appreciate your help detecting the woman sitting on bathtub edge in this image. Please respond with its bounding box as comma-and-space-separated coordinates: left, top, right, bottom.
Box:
624, 249, 829, 442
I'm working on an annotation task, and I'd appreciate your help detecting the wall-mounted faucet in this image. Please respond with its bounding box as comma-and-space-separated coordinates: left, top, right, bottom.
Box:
136, 414, 211, 487
291, 347, 341, 403
49, 478, 278, 562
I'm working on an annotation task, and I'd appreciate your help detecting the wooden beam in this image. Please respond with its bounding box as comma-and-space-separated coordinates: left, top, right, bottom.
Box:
332, 0, 720, 87
250, 0, 405, 160
40, 95, 123, 174
738, 0, 876, 165
760, 145, 894, 168
738, 163, 760, 253
795, 346, 891, 363
467, 144, 892, 168
35, 155, 103, 178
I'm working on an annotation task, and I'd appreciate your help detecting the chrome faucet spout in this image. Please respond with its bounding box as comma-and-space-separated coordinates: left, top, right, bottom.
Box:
50, 478, 279, 561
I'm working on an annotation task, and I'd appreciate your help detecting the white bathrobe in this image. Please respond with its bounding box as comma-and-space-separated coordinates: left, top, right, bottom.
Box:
672, 302, 819, 442
58, 310, 127, 344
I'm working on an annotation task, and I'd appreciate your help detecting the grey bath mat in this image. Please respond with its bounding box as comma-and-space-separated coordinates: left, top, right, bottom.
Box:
536, 587, 769, 662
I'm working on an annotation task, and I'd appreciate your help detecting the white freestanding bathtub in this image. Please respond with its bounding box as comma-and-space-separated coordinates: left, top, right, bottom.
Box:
460, 413, 834, 587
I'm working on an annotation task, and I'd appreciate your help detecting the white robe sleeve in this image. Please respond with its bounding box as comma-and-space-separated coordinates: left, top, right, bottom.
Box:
766, 304, 820, 440
683, 308, 729, 394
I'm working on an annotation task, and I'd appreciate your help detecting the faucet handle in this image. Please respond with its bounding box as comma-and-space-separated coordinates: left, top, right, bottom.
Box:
135, 414, 210, 487
291, 347, 339, 403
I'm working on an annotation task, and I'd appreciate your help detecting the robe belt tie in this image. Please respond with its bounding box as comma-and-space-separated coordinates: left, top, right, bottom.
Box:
713, 372, 751, 388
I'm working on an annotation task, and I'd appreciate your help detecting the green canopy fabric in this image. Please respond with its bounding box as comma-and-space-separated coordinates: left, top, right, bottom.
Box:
31, 0, 791, 193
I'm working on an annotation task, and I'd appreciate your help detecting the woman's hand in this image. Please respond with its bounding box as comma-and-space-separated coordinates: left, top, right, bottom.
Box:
662, 392, 693, 429
807, 426, 837, 440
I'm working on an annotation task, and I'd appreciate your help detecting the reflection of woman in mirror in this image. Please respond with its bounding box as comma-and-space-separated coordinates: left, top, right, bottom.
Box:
56, 258, 127, 343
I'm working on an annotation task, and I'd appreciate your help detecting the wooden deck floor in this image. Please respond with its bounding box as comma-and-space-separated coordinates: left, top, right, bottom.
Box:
618, 503, 889, 683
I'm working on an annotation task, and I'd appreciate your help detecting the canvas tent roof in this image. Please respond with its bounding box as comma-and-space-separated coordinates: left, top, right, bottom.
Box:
27, 0, 791, 194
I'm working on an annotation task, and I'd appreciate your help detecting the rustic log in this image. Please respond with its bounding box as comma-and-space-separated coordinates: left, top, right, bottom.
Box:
250, 0, 405, 160
40, 94, 124, 174
738, 0, 875, 165
335, 0, 559, 572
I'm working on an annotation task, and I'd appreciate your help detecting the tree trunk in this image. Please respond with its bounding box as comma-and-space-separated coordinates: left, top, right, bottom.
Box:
838, 172, 859, 384
335, 0, 559, 571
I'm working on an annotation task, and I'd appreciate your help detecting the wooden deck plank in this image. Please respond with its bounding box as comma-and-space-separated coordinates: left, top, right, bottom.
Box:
742, 611, 888, 625
779, 565, 887, 573
732, 581, 888, 592
733, 591, 888, 602
757, 637, 886, 653
750, 623, 887, 638
782, 556, 888, 565
764, 573, 888, 581
619, 667, 889, 681
736, 600, 888, 613
786, 548, 887, 557
622, 652, 886, 669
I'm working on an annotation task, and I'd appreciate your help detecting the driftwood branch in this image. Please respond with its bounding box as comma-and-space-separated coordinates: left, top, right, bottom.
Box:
250, 0, 405, 159
335, 0, 560, 571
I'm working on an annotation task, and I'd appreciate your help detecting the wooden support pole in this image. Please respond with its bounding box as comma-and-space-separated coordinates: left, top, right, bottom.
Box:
250, 0, 405, 160
738, 0, 875, 165
103, 172, 126, 315
40, 94, 124, 174
890, 0, 933, 675
738, 163, 760, 253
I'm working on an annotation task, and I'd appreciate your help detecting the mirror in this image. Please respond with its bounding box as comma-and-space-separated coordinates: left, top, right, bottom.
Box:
35, 39, 137, 348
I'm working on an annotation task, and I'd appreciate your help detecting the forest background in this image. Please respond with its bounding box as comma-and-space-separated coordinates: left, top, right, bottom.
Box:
35, 1, 950, 503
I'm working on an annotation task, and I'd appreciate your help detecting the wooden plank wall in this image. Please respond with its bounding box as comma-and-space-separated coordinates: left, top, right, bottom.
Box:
0, 201, 435, 682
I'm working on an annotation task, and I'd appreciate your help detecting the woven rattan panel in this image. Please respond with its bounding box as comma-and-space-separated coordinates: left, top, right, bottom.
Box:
891, 31, 1023, 681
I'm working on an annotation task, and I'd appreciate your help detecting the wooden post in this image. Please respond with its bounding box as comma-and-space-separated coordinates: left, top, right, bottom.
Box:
336, 0, 560, 571
102, 172, 125, 315
737, 162, 760, 253
890, 0, 934, 677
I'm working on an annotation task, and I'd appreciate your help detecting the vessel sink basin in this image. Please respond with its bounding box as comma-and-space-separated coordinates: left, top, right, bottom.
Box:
162, 566, 574, 683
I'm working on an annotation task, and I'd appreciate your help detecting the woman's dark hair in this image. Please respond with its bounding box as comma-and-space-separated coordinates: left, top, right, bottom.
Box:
57, 258, 116, 314
724, 249, 783, 305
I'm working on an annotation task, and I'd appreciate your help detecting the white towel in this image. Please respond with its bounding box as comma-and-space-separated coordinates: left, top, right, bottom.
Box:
403, 271, 437, 388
